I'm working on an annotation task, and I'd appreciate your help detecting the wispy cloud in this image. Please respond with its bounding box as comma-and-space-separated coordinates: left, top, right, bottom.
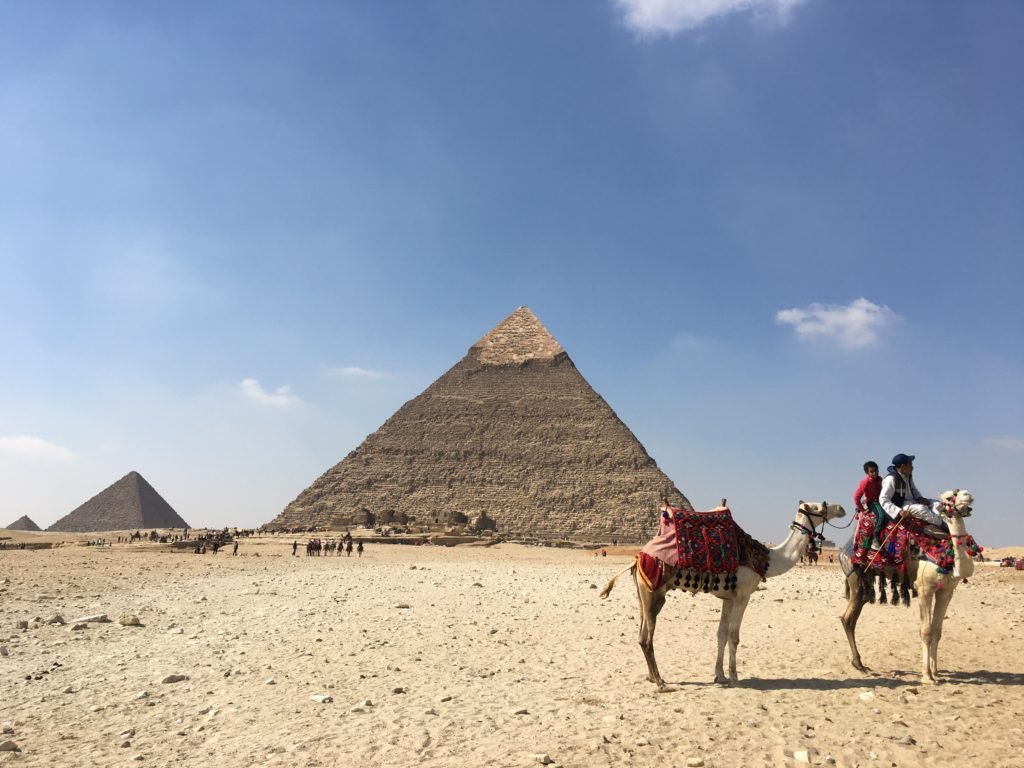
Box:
239, 378, 300, 408
776, 298, 897, 349
326, 366, 388, 379
0, 435, 76, 461
614, 0, 806, 37
984, 436, 1024, 453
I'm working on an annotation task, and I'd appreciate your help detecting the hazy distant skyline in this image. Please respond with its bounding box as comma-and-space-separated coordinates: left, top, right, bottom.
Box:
2, 1, 1021, 543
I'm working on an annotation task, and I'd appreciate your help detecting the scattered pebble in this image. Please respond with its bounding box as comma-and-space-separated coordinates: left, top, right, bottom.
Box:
0, 741, 20, 753
118, 615, 143, 627
311, 694, 333, 704
161, 674, 189, 684
532, 755, 554, 765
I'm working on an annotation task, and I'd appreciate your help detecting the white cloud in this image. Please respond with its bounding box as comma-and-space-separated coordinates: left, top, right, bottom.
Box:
775, 298, 897, 349
983, 436, 1024, 453
239, 378, 300, 408
0, 435, 76, 461
614, 0, 806, 36
326, 366, 388, 379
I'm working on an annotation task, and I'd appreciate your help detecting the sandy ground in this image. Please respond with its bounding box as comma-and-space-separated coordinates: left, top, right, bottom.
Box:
2, 533, 1024, 768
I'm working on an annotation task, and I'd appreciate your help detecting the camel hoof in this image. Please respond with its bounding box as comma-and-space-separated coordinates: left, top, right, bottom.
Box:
713, 674, 728, 685
852, 661, 869, 673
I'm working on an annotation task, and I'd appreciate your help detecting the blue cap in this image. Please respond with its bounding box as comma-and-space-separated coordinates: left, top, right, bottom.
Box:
891, 453, 915, 467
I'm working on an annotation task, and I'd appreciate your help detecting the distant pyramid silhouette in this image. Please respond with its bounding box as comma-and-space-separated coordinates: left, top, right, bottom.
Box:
4, 515, 41, 531
48, 471, 189, 532
267, 307, 691, 541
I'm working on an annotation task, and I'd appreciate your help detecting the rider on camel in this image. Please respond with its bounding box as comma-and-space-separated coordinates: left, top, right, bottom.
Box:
878, 453, 946, 539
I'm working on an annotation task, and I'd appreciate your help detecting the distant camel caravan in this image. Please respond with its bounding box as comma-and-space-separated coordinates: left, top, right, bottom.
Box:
601, 499, 846, 688
841, 489, 980, 683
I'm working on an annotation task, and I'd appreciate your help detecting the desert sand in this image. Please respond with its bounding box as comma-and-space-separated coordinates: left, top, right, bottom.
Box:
2, 532, 1023, 768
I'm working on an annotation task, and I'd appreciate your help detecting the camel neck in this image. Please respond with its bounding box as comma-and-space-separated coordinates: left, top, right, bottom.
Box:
764, 519, 811, 579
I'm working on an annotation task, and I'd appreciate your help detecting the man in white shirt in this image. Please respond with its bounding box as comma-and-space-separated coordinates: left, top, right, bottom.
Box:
878, 453, 944, 529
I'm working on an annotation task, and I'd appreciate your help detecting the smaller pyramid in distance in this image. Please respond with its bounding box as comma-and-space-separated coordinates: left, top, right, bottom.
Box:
48, 471, 190, 533
4, 515, 42, 531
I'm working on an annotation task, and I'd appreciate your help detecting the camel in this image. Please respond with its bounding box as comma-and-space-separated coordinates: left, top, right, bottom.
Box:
600, 500, 846, 688
840, 490, 977, 683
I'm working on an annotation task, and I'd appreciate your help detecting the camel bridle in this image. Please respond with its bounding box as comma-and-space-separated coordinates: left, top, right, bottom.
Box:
791, 501, 830, 552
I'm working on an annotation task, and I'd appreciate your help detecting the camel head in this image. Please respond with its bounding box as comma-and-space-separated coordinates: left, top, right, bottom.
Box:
939, 489, 974, 518
797, 500, 846, 523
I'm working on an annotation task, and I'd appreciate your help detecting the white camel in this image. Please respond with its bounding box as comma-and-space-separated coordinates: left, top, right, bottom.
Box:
917, 489, 976, 683
841, 489, 978, 683
601, 500, 846, 688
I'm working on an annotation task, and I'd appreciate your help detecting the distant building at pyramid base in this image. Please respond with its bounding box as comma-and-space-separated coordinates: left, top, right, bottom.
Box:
4, 515, 42, 532
48, 471, 189, 533
266, 307, 691, 542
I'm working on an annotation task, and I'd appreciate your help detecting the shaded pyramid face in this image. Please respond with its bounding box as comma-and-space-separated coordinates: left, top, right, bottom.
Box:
4, 515, 41, 531
47, 471, 189, 533
267, 307, 690, 542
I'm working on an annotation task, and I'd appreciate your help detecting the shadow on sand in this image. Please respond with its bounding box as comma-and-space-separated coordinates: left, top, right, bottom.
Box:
655, 668, 1024, 691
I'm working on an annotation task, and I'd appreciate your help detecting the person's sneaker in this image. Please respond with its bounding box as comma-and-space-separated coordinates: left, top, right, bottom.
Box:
869, 538, 882, 551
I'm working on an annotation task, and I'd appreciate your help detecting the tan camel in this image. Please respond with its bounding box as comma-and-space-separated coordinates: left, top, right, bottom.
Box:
840, 490, 976, 683
600, 500, 846, 688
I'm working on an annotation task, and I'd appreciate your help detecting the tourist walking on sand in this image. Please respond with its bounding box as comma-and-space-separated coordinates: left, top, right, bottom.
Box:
292, 540, 298, 556
232, 541, 239, 556
357, 541, 364, 557
346, 539, 353, 557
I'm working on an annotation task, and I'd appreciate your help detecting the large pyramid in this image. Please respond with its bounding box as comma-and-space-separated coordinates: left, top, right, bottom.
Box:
48, 471, 189, 533
267, 307, 691, 542
4, 515, 41, 531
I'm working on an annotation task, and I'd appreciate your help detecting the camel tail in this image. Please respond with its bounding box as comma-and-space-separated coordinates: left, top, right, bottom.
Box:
599, 562, 635, 599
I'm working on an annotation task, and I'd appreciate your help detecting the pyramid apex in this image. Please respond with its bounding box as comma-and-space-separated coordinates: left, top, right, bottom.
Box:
469, 307, 565, 365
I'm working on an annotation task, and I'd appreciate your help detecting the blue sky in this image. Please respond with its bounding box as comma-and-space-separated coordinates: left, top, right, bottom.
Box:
2, 1, 1021, 544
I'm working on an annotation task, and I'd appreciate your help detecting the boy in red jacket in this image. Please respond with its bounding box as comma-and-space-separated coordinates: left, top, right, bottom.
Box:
854, 460, 885, 550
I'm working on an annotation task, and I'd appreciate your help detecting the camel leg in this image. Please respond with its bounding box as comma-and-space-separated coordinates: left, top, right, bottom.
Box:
724, 595, 750, 686
918, 581, 938, 684
841, 571, 870, 672
926, 585, 957, 681
636, 578, 668, 689
714, 599, 731, 684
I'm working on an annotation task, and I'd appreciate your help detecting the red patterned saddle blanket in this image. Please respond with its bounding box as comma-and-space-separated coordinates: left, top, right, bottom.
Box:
850, 509, 913, 572
646, 505, 770, 590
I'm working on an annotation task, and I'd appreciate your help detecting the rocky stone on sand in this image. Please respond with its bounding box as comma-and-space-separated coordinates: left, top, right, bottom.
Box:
118, 615, 143, 626
74, 614, 110, 624
70, 623, 88, 631
311, 694, 333, 704
0, 741, 21, 752
44, 614, 65, 625
0, 646, 7, 657
16, 620, 28, 630
794, 749, 812, 763
161, 674, 189, 684
685, 758, 705, 767
532, 754, 554, 765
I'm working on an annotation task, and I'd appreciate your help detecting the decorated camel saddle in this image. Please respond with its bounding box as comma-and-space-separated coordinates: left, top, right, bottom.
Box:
637, 503, 769, 592
845, 493, 983, 576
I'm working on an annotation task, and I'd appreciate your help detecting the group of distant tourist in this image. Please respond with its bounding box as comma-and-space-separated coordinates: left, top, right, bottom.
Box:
293, 532, 363, 557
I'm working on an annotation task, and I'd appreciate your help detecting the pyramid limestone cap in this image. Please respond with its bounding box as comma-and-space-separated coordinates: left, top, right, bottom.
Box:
468, 307, 565, 365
